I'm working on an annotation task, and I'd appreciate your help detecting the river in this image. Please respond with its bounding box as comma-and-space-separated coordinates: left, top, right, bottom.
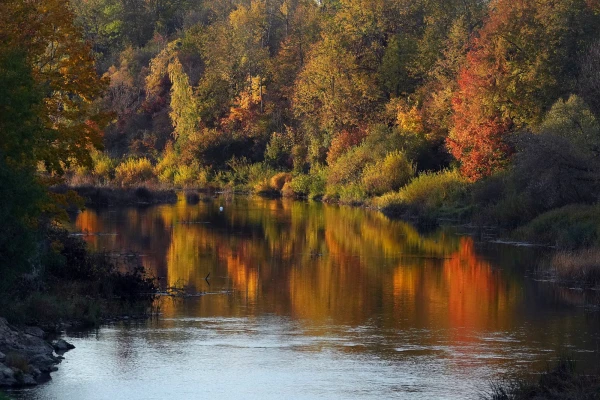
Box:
11, 195, 600, 399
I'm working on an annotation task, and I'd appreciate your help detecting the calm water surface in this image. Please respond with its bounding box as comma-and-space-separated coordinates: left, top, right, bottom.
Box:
12, 196, 600, 399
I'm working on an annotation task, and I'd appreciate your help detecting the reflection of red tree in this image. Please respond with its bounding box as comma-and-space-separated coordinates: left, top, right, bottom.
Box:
444, 238, 503, 330
392, 238, 517, 332
75, 211, 101, 247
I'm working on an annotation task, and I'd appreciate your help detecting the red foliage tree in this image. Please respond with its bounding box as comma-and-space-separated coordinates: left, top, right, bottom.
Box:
448, 0, 600, 181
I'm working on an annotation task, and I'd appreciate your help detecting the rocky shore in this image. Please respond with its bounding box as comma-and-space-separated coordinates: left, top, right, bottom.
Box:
0, 318, 73, 387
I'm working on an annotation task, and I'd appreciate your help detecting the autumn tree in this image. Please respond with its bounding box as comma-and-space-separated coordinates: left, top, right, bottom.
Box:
1, 0, 108, 174
0, 0, 108, 277
448, 0, 600, 180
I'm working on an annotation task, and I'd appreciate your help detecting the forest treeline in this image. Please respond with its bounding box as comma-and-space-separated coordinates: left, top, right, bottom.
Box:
4, 0, 600, 270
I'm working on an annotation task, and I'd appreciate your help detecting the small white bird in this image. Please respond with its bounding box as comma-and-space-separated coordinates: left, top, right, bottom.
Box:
219, 206, 224, 212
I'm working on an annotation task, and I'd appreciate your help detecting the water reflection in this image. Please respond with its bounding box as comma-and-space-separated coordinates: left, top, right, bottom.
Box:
57, 196, 600, 398
75, 198, 521, 328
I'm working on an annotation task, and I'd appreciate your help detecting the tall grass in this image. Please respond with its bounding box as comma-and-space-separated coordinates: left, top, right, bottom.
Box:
551, 248, 600, 287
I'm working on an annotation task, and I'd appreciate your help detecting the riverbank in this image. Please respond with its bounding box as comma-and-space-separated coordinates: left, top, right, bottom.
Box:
0, 225, 158, 390
0, 318, 74, 388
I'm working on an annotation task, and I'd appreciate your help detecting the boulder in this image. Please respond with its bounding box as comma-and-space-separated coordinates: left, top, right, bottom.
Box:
52, 339, 75, 353
21, 374, 36, 386
23, 326, 45, 339
0, 367, 17, 387
0, 318, 54, 358
1, 366, 14, 379
0, 318, 61, 387
29, 354, 59, 373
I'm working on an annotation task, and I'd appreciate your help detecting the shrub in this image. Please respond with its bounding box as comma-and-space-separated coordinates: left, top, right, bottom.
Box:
308, 166, 327, 199
286, 174, 312, 197
338, 183, 367, 205
155, 143, 178, 184
376, 170, 469, 216
326, 128, 367, 165
361, 150, 415, 195
283, 168, 327, 199
173, 163, 209, 188
114, 157, 155, 187
92, 151, 116, 183
291, 144, 308, 173
247, 162, 276, 187
269, 172, 293, 191
327, 145, 373, 186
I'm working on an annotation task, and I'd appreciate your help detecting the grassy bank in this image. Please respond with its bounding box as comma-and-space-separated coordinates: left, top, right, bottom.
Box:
484, 359, 600, 400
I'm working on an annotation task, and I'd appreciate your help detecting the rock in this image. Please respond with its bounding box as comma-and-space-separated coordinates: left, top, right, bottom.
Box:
0, 318, 54, 358
0, 370, 17, 387
0, 351, 5, 362
21, 374, 36, 386
1, 366, 14, 379
23, 326, 45, 339
30, 367, 41, 378
52, 339, 75, 353
29, 354, 58, 373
